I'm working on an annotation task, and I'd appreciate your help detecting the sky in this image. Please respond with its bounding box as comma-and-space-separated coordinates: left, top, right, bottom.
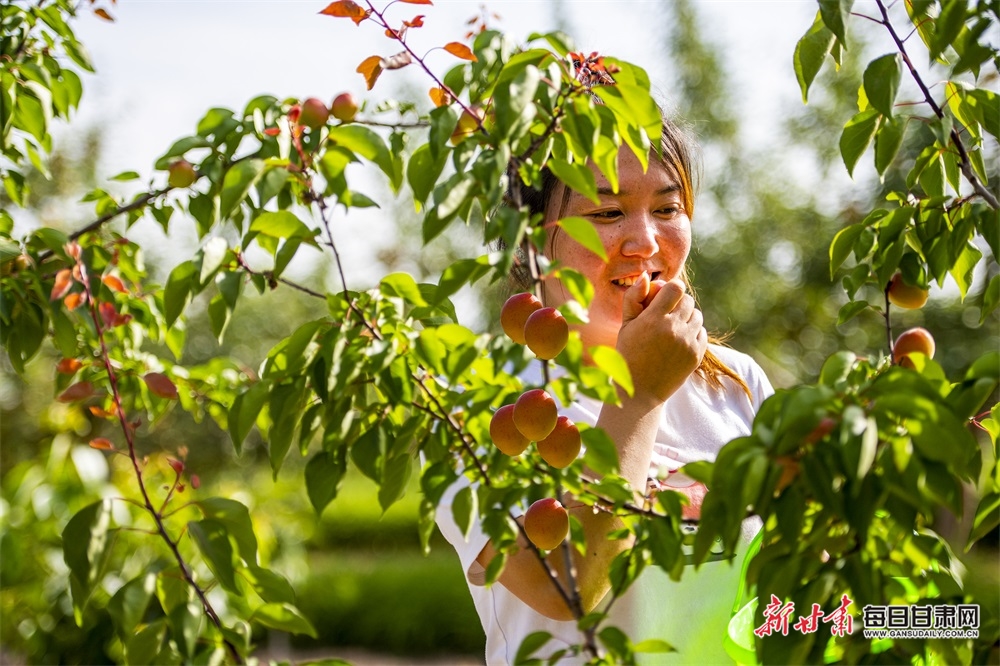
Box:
45, 1, 819, 309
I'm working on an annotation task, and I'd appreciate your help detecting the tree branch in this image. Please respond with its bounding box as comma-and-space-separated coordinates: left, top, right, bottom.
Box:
874, 0, 999, 210
73, 248, 243, 664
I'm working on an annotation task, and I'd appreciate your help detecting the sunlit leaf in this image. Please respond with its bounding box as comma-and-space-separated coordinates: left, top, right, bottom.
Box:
444, 41, 477, 61
356, 55, 383, 90
862, 53, 901, 118
251, 603, 317, 638
794, 12, 836, 104
839, 109, 880, 177
556, 216, 608, 262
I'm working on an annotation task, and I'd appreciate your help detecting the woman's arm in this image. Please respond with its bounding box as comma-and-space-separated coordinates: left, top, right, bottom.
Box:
477, 276, 708, 620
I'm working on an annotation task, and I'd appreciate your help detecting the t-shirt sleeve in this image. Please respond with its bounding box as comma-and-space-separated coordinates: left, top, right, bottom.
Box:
435, 472, 525, 587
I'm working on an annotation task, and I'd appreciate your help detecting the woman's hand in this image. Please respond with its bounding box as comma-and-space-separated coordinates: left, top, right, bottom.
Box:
617, 272, 707, 407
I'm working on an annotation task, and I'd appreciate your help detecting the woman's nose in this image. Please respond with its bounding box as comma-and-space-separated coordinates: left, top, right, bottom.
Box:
618, 217, 658, 258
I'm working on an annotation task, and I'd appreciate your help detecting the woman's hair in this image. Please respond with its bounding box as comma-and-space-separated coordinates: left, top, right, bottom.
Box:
504, 114, 752, 398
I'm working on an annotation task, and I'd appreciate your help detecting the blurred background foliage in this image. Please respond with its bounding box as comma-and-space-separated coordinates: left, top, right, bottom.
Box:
1, 0, 996, 662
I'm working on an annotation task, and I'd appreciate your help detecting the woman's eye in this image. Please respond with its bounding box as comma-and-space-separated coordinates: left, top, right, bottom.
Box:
589, 210, 621, 221
657, 206, 680, 217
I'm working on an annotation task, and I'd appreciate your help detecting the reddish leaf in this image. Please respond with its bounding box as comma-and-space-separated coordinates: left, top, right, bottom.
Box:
89, 405, 115, 418
319, 0, 368, 24
65, 292, 85, 310
383, 51, 413, 70
102, 275, 128, 293
168, 458, 185, 474
399, 0, 432, 4
191, 475, 201, 489
65, 242, 81, 259
263, 127, 281, 136
288, 104, 301, 124
443, 42, 477, 62
144, 372, 179, 400
50, 269, 72, 301
99, 301, 117, 328
356, 55, 383, 90
178, 445, 189, 459
57, 381, 94, 403
404, 15, 425, 27
429, 87, 450, 107
89, 437, 115, 450
385, 27, 401, 39
93, 7, 114, 21
57, 358, 83, 374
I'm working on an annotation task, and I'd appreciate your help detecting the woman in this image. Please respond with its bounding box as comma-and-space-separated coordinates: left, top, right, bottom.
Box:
436, 116, 773, 664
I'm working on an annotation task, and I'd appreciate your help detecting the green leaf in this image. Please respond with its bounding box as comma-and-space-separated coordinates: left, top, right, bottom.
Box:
168, 601, 202, 658
931, 0, 966, 60
556, 216, 608, 261
243, 565, 296, 604
829, 223, 865, 278
818, 0, 853, 46
634, 639, 675, 654
378, 454, 413, 513
249, 211, 314, 240
493, 65, 540, 140
187, 519, 238, 593
875, 115, 905, 175
581, 427, 620, 475
452, 485, 476, 540
198, 236, 229, 286
981, 274, 1000, 324
250, 603, 318, 638
840, 109, 880, 177
950, 242, 982, 301
549, 159, 598, 205
863, 54, 902, 118
108, 574, 156, 638
327, 125, 399, 191
219, 159, 265, 219
837, 300, 870, 325
967, 89, 999, 141
591, 346, 633, 396
406, 142, 448, 209
125, 620, 167, 666
198, 497, 259, 566
819, 351, 857, 387
163, 260, 196, 328
380, 272, 427, 306
228, 381, 269, 454
514, 631, 553, 663
305, 450, 346, 515
62, 499, 112, 609
968, 492, 1000, 549
794, 12, 837, 103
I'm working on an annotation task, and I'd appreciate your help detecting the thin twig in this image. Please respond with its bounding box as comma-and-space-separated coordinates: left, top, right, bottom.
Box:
75, 250, 243, 664
37, 187, 171, 262
874, 0, 999, 210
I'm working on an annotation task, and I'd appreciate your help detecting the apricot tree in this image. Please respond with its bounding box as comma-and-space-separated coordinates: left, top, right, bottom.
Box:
1, 0, 997, 664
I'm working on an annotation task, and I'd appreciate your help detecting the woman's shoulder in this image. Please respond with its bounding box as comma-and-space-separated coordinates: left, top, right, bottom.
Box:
708, 343, 774, 410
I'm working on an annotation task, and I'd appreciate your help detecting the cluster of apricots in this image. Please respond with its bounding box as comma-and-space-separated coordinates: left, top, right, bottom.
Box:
886, 272, 935, 368
165, 94, 361, 191
491, 293, 578, 550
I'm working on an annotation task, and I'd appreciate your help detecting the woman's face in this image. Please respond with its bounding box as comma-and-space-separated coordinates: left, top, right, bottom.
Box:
543, 147, 692, 349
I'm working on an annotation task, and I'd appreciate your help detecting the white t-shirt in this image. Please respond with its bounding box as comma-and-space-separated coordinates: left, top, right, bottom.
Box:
435, 345, 774, 665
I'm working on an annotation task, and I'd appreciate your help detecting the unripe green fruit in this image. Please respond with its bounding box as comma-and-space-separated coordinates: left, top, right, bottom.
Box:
168, 160, 197, 188
331, 92, 359, 122
299, 97, 330, 130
